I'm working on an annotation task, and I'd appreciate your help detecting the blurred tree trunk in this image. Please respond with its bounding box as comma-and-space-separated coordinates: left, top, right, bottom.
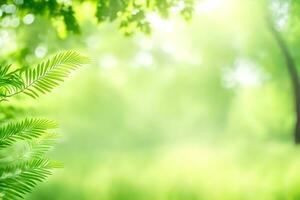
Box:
267, 18, 300, 144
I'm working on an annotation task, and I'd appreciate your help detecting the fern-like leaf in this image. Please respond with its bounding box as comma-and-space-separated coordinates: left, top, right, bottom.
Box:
0, 159, 61, 199
6, 51, 87, 99
27, 132, 59, 160
0, 50, 87, 199
0, 119, 57, 149
0, 64, 24, 99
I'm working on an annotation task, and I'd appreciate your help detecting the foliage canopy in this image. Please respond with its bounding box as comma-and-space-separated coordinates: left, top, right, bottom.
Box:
0, 0, 194, 35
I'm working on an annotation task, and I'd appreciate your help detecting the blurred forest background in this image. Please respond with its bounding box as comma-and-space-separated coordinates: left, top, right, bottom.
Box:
1, 0, 300, 199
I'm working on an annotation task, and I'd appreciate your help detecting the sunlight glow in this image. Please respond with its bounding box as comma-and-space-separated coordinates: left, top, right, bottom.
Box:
270, 0, 290, 30
14, 0, 24, 5
147, 13, 174, 34
0, 16, 20, 28
57, 0, 72, 5
35, 45, 48, 58
0, 30, 10, 47
0, 30, 17, 53
98, 54, 118, 69
1, 4, 16, 14
135, 37, 154, 50
23, 14, 35, 25
134, 51, 154, 68
170, 0, 185, 13
195, 0, 221, 13
222, 58, 268, 88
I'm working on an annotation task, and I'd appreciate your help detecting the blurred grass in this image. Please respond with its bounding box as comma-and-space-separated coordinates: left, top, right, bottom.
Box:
26, 140, 300, 200
24, 64, 300, 200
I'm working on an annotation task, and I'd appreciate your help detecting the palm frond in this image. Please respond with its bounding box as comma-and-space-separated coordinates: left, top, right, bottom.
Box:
0, 159, 61, 200
0, 64, 24, 98
0, 50, 87, 199
0, 132, 59, 167
0, 119, 57, 149
27, 133, 58, 160
6, 50, 88, 99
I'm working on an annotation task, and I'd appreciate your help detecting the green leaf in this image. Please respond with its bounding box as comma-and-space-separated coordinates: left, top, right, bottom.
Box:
0, 159, 60, 200
0, 118, 57, 149
0, 64, 24, 98
6, 50, 88, 99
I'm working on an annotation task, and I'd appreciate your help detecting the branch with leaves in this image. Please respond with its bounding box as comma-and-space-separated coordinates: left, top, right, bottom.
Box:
0, 51, 87, 100
0, 51, 87, 199
0, 0, 194, 35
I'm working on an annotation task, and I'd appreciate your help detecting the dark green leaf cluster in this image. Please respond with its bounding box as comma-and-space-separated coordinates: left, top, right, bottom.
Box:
98, 0, 195, 35
0, 0, 80, 33
0, 51, 87, 199
0, 0, 195, 35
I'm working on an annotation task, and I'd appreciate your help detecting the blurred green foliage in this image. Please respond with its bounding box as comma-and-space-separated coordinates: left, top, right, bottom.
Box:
1, 0, 300, 199
1, 0, 194, 35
